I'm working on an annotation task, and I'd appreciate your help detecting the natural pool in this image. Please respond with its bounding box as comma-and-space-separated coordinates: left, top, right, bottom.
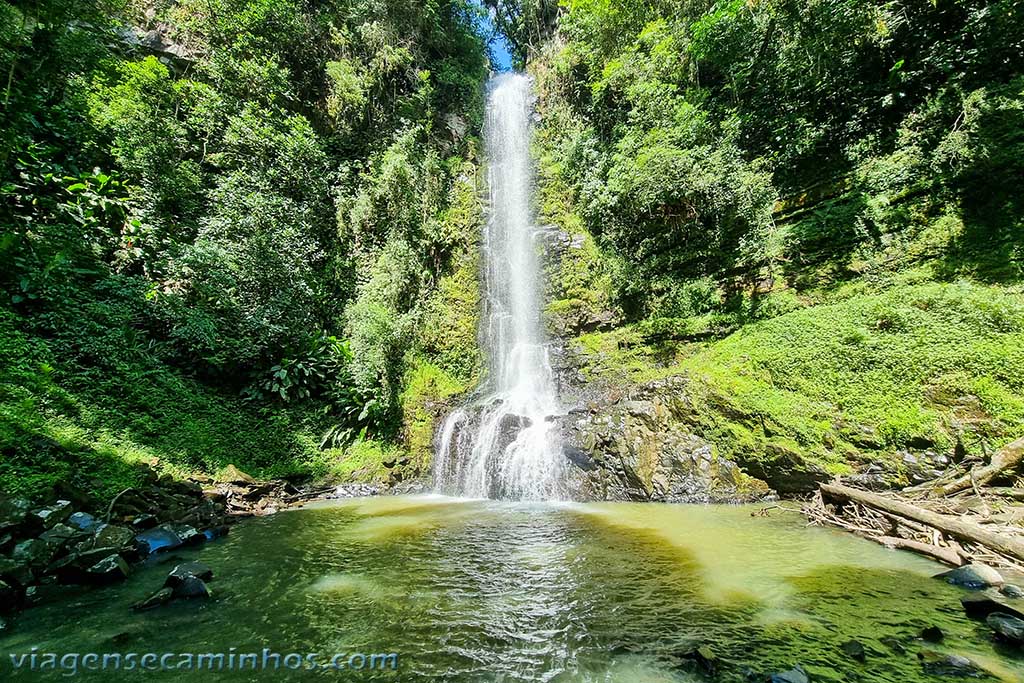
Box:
2, 496, 1023, 681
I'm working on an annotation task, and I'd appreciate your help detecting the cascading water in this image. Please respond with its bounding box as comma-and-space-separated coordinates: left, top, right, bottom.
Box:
433, 73, 565, 501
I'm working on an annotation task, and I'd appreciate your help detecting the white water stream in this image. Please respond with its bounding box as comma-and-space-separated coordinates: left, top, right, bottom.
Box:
433, 74, 565, 500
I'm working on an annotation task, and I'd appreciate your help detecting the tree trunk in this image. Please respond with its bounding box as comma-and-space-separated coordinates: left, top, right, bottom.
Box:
935, 436, 1024, 496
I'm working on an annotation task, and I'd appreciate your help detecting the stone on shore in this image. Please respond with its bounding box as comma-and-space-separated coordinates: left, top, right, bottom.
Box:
936, 563, 1004, 589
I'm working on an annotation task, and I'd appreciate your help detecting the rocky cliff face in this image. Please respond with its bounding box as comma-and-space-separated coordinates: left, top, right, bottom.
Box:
554, 377, 773, 503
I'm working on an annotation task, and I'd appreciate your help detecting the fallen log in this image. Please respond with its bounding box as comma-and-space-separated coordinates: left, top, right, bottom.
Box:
874, 536, 965, 566
986, 487, 1024, 502
820, 482, 1024, 564
934, 436, 1024, 497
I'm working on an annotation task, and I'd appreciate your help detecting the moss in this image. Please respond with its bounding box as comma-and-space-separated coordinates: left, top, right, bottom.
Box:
399, 361, 469, 475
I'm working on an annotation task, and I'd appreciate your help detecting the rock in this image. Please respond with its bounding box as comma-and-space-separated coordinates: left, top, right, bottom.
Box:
219, 465, 255, 485
171, 575, 211, 600
0, 534, 12, 554
131, 514, 158, 531
841, 640, 866, 661
678, 643, 718, 676
39, 522, 82, 551
135, 523, 202, 554
93, 524, 136, 551
0, 555, 33, 588
1000, 584, 1024, 599
28, 500, 73, 531
132, 587, 174, 611
986, 612, 1024, 645
920, 626, 944, 642
85, 554, 130, 584
0, 497, 31, 533
203, 525, 230, 541
13, 538, 61, 569
937, 563, 1004, 589
768, 665, 810, 683
165, 561, 213, 587
961, 594, 1024, 620
917, 650, 984, 677
67, 512, 98, 531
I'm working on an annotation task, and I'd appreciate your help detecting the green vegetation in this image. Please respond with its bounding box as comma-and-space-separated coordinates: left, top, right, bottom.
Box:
530, 0, 1024, 483
1, 0, 487, 501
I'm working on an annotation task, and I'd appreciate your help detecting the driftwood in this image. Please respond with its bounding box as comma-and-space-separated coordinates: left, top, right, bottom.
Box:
934, 436, 1024, 497
987, 487, 1024, 502
821, 482, 1024, 564
874, 536, 965, 566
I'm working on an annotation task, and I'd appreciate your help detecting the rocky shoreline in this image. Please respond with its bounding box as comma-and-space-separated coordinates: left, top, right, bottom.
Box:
0, 464, 380, 631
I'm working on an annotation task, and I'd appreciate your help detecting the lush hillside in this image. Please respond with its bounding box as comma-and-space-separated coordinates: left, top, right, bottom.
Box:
529, 0, 1024, 486
0, 0, 488, 501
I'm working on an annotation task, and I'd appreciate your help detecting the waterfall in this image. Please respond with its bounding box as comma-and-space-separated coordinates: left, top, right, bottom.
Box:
433, 73, 565, 501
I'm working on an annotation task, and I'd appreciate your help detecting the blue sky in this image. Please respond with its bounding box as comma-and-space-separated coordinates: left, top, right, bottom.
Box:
472, 1, 514, 71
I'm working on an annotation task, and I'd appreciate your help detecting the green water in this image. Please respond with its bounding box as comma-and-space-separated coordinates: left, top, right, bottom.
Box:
2, 496, 1023, 681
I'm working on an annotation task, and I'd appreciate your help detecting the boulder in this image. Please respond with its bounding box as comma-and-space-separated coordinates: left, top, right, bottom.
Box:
219, 465, 255, 485
936, 563, 1004, 589
0, 556, 34, 588
27, 500, 73, 531
135, 523, 202, 554
131, 514, 158, 531
165, 561, 213, 588
917, 650, 984, 677
0, 534, 12, 554
45, 547, 120, 584
39, 523, 82, 552
132, 587, 174, 611
85, 555, 130, 585
67, 512, 98, 531
171, 575, 210, 600
13, 538, 61, 569
961, 594, 1024, 620
986, 612, 1024, 645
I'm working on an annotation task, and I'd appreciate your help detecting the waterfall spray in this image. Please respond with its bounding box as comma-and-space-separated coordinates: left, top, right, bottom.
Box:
433, 74, 565, 500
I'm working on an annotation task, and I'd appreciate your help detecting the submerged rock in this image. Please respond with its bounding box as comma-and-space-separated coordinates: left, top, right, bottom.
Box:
987, 612, 1024, 645
85, 555, 130, 585
961, 594, 1024, 620
165, 561, 213, 587
767, 665, 810, 683
920, 626, 944, 642
841, 639, 866, 661
937, 563, 1004, 589
917, 650, 985, 677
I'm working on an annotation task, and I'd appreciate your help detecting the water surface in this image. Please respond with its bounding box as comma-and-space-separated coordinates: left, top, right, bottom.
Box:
3, 496, 1023, 681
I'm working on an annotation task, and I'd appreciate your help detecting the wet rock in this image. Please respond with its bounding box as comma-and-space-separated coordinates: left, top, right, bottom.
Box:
0, 533, 12, 554
999, 584, 1024, 599
135, 523, 202, 554
85, 555, 130, 585
165, 561, 213, 588
767, 665, 810, 683
171, 575, 211, 600
46, 547, 121, 584
39, 523, 82, 552
937, 563, 1004, 589
920, 626, 944, 642
28, 500, 73, 531
960, 594, 1024, 620
986, 612, 1024, 645
132, 587, 174, 611
558, 377, 773, 503
204, 525, 230, 541
917, 650, 984, 677
841, 639, 866, 661
0, 556, 34, 588
219, 464, 255, 485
